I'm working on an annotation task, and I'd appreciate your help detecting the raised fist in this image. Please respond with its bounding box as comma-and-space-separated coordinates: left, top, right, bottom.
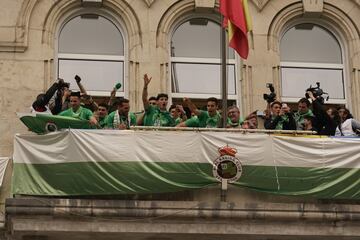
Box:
74, 75, 81, 83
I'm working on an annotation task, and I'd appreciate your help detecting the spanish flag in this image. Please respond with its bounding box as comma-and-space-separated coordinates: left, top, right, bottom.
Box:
220, 0, 252, 59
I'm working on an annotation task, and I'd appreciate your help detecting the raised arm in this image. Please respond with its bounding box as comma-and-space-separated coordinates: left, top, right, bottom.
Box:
75, 75, 87, 95
176, 105, 187, 121
108, 87, 116, 108
183, 98, 200, 116
142, 74, 152, 110
88, 96, 98, 111
265, 102, 271, 119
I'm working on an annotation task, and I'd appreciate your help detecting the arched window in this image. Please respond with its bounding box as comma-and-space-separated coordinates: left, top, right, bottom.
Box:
280, 23, 345, 104
170, 18, 237, 103
58, 14, 125, 96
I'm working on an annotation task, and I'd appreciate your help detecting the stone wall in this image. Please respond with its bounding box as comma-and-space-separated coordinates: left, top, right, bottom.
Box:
0, 0, 360, 238
0, 0, 360, 214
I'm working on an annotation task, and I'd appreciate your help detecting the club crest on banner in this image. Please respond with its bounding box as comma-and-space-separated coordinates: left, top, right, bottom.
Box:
45, 122, 58, 133
213, 145, 242, 183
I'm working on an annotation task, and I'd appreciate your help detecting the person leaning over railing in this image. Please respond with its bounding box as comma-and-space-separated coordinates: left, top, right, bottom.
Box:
264, 101, 296, 130
176, 97, 221, 128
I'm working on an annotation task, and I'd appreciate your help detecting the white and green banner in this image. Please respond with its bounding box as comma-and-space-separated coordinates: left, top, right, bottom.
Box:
0, 157, 9, 187
18, 113, 93, 134
13, 130, 360, 199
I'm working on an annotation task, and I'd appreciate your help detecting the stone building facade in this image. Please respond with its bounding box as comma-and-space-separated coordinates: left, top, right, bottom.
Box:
0, 0, 360, 156
0, 0, 360, 239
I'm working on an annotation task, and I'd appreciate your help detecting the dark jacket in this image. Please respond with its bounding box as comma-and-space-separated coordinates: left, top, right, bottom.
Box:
312, 98, 337, 135
264, 113, 296, 130
32, 82, 59, 112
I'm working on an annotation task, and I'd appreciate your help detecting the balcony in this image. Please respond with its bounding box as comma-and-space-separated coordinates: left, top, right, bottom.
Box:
5, 129, 360, 240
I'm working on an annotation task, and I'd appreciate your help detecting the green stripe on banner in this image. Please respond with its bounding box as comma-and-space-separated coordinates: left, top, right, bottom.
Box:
12, 162, 217, 196
234, 166, 360, 199
12, 162, 360, 199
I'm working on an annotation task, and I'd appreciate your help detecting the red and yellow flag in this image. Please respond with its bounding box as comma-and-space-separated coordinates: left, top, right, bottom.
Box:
220, 0, 252, 59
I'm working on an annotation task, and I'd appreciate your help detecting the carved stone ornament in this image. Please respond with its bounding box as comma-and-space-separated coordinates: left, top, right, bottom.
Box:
143, 0, 156, 8
251, 0, 270, 11
302, 0, 324, 16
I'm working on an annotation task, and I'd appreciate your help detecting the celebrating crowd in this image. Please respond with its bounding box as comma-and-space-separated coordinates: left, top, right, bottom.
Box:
31, 74, 360, 137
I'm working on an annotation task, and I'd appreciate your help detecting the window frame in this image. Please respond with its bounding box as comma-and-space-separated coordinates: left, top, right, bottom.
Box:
169, 15, 240, 102
55, 11, 128, 98
279, 22, 348, 105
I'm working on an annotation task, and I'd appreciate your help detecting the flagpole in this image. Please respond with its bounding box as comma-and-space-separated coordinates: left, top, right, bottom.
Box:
220, 15, 228, 129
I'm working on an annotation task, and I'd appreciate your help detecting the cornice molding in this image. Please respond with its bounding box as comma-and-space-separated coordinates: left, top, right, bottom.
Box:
0, 0, 38, 52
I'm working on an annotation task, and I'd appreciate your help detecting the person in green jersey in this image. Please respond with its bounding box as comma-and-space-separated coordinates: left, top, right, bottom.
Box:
142, 74, 175, 127
136, 96, 157, 126
169, 104, 187, 125
226, 106, 244, 128
294, 98, 314, 130
177, 97, 221, 128
59, 91, 98, 126
94, 103, 109, 128
106, 98, 137, 129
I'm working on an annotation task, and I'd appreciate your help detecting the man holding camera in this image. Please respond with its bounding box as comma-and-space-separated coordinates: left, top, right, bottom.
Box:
264, 101, 296, 130
262, 83, 295, 130
306, 91, 337, 135
50, 75, 89, 115
31, 78, 68, 114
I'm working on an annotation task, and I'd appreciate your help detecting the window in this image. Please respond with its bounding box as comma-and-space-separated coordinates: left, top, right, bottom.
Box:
58, 15, 125, 96
170, 18, 237, 102
280, 23, 345, 104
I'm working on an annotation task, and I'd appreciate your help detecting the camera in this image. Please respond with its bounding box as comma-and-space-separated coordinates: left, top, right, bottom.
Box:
62, 82, 70, 89
263, 83, 276, 103
305, 82, 329, 104
58, 78, 70, 89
